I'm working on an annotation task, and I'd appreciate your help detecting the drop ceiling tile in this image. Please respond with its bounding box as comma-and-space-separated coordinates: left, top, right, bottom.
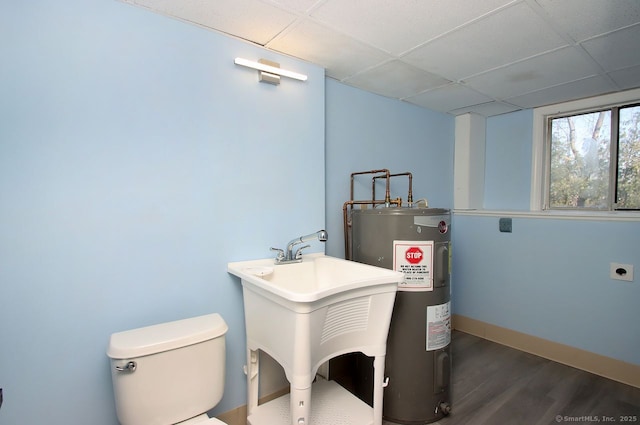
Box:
506, 75, 618, 109
403, 2, 568, 80
267, 19, 390, 80
310, 0, 514, 55
125, 0, 298, 45
343, 61, 450, 100
450, 101, 521, 117
260, 0, 322, 14
581, 24, 640, 72
464, 46, 602, 100
536, 0, 640, 41
404, 83, 493, 113
608, 65, 640, 90
122, 0, 640, 116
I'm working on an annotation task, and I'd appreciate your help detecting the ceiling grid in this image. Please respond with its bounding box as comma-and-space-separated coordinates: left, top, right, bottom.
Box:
122, 0, 640, 116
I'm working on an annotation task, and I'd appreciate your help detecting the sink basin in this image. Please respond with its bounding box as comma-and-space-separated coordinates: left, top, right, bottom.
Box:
228, 253, 402, 425
228, 252, 403, 305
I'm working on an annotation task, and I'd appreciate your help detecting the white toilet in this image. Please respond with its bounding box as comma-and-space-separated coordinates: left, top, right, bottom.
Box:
107, 313, 229, 425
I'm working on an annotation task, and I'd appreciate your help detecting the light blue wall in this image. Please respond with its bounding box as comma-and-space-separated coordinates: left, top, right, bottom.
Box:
0, 2, 324, 424
324, 80, 454, 258
452, 215, 640, 364
484, 109, 533, 210
452, 109, 640, 365
2, 2, 636, 425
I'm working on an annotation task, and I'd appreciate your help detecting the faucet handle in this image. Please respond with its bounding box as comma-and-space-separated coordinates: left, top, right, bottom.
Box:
294, 244, 311, 260
270, 247, 285, 261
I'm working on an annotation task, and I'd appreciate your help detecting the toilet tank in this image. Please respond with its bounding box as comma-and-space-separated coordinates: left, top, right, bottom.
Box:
107, 314, 228, 425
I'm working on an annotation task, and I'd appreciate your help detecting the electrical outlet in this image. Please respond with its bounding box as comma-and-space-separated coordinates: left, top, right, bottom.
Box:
610, 263, 634, 282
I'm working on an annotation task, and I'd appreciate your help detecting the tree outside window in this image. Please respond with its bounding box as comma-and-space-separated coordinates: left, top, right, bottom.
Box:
617, 105, 640, 209
547, 104, 640, 210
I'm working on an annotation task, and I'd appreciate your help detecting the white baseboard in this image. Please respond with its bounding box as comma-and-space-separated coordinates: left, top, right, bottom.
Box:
452, 314, 640, 389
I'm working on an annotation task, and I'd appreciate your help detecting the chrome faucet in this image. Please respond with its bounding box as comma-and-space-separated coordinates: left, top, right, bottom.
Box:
271, 230, 328, 264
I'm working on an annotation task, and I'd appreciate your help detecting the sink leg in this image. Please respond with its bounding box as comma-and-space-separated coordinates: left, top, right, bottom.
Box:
372, 355, 385, 425
289, 385, 311, 425
246, 348, 259, 416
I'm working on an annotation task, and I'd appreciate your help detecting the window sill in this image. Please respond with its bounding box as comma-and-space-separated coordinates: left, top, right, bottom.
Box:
453, 209, 640, 222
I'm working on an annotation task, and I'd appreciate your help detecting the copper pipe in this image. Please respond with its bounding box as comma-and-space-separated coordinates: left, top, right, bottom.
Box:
350, 169, 390, 204
345, 169, 410, 259
373, 172, 413, 207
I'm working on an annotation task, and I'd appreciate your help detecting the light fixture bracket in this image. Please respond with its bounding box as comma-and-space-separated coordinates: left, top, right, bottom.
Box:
258, 59, 281, 85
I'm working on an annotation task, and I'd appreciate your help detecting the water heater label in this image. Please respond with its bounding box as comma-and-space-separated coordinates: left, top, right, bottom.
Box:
426, 301, 451, 351
392, 240, 434, 291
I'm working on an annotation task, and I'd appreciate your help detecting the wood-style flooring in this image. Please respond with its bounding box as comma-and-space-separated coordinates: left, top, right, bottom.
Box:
386, 331, 640, 425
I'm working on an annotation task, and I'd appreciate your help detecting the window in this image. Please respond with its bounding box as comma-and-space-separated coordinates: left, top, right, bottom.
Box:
548, 109, 612, 209
617, 104, 640, 209
532, 89, 640, 213
547, 104, 640, 210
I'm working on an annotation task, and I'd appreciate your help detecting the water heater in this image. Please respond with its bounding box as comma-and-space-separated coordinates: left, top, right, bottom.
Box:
351, 207, 452, 424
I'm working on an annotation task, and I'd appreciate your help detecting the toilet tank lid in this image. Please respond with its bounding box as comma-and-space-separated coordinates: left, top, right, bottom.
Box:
107, 313, 228, 359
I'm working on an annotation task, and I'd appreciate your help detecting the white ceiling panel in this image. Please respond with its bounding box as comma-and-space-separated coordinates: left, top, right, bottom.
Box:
343, 61, 450, 100
405, 84, 494, 113
506, 75, 618, 109
121, 0, 640, 116
267, 19, 389, 80
402, 2, 568, 81
535, 0, 640, 42
124, 0, 298, 45
581, 24, 640, 72
450, 101, 521, 117
262, 0, 321, 14
464, 47, 602, 100
310, 0, 515, 55
608, 65, 640, 90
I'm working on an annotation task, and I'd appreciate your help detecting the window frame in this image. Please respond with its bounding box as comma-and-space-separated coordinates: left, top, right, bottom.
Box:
531, 87, 640, 214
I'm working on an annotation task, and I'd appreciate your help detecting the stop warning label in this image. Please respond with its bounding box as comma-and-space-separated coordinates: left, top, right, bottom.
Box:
393, 240, 434, 291
405, 246, 423, 264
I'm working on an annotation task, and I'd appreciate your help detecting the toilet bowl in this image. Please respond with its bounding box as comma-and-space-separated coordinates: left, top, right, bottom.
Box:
107, 313, 229, 425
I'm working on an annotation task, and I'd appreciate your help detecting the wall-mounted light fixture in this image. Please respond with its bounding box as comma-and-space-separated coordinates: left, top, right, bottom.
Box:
234, 57, 307, 85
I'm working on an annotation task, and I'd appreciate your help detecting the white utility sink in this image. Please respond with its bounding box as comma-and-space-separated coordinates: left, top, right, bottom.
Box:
228, 253, 403, 425
228, 252, 403, 305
